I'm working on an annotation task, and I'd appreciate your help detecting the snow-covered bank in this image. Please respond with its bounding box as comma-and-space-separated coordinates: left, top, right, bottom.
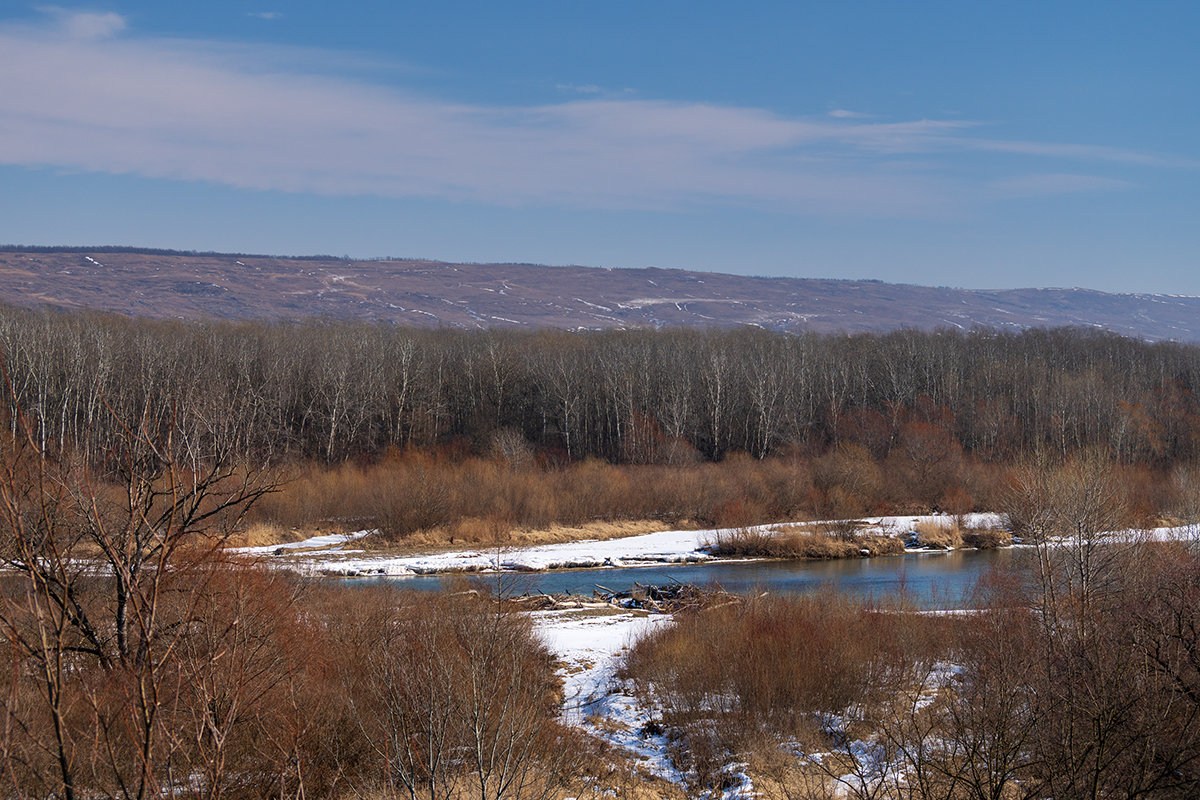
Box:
243, 513, 1007, 577
229, 513, 1200, 579
229, 529, 374, 555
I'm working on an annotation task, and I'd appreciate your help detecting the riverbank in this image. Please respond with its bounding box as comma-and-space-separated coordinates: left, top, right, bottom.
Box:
231, 513, 1008, 577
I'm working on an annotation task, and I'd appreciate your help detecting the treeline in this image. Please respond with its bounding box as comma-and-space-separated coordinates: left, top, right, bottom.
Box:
249, 451, 1197, 541
2, 304, 1200, 470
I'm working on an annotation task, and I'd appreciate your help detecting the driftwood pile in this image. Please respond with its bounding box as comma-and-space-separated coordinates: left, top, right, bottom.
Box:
505, 579, 746, 613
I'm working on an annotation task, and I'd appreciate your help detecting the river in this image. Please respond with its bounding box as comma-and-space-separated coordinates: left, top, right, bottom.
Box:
350, 547, 1028, 608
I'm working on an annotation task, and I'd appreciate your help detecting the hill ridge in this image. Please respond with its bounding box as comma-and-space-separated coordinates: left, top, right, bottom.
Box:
2, 249, 1196, 342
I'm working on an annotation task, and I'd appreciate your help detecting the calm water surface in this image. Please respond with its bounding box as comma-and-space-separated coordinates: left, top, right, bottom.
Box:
352, 547, 1029, 609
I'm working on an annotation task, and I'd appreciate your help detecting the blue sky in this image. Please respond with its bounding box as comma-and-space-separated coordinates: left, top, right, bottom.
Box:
1, 1, 1197, 292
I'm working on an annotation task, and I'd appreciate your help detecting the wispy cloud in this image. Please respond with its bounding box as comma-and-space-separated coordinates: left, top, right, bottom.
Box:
991, 173, 1134, 197
555, 83, 605, 95
0, 11, 1181, 216
247, 11, 283, 21
828, 108, 872, 119
34, 6, 125, 39
967, 138, 1194, 168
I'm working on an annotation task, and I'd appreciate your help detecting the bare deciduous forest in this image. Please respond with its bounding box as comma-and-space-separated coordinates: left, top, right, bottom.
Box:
4, 305, 1199, 466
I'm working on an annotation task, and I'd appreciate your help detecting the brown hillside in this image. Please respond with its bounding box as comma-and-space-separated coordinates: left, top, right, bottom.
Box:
3, 249, 1197, 340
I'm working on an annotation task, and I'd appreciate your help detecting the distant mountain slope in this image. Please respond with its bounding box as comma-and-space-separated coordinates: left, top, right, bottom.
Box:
2, 248, 1197, 341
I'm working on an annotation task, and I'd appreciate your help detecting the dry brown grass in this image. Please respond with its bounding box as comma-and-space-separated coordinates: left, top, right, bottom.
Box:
351, 518, 705, 555
246, 453, 823, 541
223, 517, 701, 555
750, 751, 846, 800
221, 521, 312, 549
502, 518, 702, 546
708, 526, 904, 560
417, 518, 697, 548
916, 519, 1015, 549
244, 449, 1176, 553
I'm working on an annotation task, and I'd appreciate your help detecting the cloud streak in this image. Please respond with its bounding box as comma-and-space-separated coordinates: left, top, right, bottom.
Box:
0, 11, 1180, 216
828, 108, 872, 119
990, 173, 1134, 197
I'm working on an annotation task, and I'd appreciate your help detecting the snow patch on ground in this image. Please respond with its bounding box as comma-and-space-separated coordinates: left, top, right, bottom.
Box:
273, 513, 1006, 577
230, 529, 374, 555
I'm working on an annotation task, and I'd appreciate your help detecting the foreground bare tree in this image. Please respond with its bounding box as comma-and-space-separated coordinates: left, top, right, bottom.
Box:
0, 381, 274, 799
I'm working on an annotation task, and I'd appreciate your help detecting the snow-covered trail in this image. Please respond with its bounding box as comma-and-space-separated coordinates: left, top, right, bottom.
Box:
532, 609, 681, 782
533, 608, 767, 798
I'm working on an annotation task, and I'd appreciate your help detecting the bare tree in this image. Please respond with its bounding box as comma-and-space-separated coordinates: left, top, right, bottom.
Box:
0, 370, 275, 799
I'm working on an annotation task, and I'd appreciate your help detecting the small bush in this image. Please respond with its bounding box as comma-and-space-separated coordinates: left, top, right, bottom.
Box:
961, 527, 1013, 549
913, 520, 964, 549
819, 514, 866, 540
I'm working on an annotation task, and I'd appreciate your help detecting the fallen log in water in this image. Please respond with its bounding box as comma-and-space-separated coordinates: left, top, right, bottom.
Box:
591, 581, 748, 612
